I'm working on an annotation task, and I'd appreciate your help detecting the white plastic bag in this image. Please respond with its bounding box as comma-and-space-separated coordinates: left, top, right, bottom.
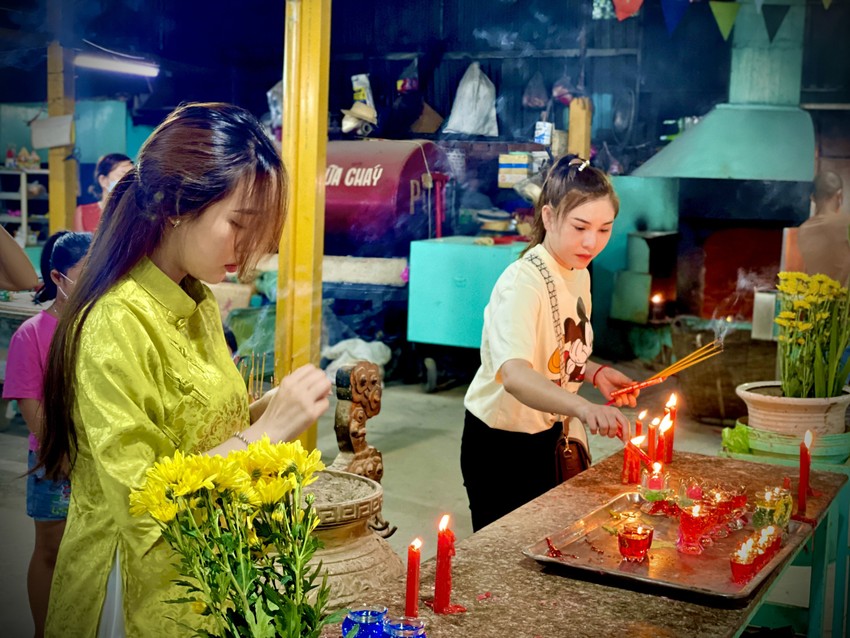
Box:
321, 338, 392, 383
443, 62, 498, 137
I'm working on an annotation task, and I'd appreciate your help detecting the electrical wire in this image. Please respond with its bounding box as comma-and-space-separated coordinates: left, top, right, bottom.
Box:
82, 38, 150, 61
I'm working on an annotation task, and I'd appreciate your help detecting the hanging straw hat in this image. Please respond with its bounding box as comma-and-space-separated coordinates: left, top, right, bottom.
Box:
341, 102, 378, 125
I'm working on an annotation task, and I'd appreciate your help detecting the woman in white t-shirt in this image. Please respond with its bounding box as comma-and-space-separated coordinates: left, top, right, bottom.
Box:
462, 155, 638, 531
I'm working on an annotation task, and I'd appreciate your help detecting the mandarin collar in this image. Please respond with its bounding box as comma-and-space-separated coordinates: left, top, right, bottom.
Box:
129, 257, 204, 321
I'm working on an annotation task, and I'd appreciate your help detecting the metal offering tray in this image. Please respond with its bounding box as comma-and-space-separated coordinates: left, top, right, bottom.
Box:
523, 492, 810, 599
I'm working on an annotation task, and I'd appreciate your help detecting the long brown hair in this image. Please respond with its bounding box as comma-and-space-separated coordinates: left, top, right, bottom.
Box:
39, 102, 286, 480
521, 154, 619, 256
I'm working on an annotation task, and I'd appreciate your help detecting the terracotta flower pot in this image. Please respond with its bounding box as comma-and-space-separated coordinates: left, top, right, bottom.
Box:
735, 381, 850, 436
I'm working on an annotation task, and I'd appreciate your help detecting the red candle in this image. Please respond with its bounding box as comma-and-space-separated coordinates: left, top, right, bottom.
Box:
658, 414, 673, 464
405, 537, 422, 617
434, 514, 455, 613
647, 461, 665, 490
635, 410, 647, 438
630, 434, 653, 468
622, 435, 646, 484
798, 430, 813, 516
664, 394, 677, 462
647, 418, 660, 464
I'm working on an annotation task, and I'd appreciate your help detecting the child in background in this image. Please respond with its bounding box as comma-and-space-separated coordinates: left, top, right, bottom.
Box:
461, 155, 638, 532
2, 231, 92, 637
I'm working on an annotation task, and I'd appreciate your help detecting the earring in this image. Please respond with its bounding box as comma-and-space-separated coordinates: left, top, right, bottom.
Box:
170, 218, 181, 228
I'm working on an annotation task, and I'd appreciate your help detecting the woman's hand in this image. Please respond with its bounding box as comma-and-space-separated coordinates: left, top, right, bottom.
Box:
255, 364, 331, 442
594, 366, 639, 408
577, 401, 629, 439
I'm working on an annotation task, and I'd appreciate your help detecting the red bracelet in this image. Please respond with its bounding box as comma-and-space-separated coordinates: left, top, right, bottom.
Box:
592, 365, 609, 388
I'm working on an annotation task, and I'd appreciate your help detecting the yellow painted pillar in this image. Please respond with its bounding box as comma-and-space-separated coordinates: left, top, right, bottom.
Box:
47, 41, 77, 234
567, 97, 592, 161
276, 0, 331, 450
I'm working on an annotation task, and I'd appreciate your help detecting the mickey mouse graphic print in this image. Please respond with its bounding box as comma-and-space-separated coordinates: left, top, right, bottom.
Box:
464, 243, 592, 447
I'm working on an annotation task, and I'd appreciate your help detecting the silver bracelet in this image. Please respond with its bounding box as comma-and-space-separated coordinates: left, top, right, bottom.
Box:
232, 431, 251, 447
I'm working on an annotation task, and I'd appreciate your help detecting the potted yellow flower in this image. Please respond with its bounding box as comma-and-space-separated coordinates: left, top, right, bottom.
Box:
736, 272, 850, 436
129, 437, 344, 638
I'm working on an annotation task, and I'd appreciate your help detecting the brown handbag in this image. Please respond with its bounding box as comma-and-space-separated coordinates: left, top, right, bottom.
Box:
555, 433, 591, 484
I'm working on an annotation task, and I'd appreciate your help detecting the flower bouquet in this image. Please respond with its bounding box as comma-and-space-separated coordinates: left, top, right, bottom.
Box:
129, 436, 342, 638
775, 272, 850, 399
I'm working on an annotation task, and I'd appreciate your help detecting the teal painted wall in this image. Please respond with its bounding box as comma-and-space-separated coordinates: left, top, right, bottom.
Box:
126, 113, 155, 159
0, 103, 48, 163
592, 176, 679, 359
0, 100, 155, 167
75, 100, 127, 162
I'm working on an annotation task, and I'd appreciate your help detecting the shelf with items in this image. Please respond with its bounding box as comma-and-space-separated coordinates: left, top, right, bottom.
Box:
0, 168, 50, 247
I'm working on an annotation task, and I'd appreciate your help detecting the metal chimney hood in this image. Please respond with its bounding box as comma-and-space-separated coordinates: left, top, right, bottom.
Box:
633, 1, 814, 182
632, 103, 814, 181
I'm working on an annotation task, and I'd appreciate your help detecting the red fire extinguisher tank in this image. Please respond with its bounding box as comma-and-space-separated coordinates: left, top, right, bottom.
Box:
324, 140, 449, 257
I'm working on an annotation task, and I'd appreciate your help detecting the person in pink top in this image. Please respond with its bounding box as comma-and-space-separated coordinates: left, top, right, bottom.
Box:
2, 231, 91, 637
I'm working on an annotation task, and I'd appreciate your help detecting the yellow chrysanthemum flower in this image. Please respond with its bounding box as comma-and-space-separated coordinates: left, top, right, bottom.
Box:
255, 475, 296, 506
149, 500, 179, 523
147, 450, 189, 487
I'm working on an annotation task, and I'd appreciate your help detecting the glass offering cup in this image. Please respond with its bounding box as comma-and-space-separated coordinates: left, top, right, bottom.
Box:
383, 616, 427, 637
726, 484, 748, 531
677, 503, 712, 555
704, 486, 733, 539
341, 605, 387, 638
617, 523, 654, 563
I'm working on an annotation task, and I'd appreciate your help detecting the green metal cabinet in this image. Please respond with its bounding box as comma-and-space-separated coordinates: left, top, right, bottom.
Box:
407, 236, 527, 349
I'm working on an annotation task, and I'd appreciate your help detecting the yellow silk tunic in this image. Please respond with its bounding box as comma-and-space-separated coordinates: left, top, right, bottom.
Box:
46, 257, 250, 637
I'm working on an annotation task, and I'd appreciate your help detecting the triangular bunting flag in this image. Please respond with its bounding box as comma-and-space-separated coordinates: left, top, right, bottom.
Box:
762, 4, 790, 43
661, 0, 690, 35
822, 0, 833, 9
709, 1, 741, 41
754, 0, 765, 14
612, 0, 644, 21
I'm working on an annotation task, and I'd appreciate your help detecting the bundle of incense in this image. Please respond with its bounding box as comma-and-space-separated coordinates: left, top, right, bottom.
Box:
605, 339, 722, 404
239, 353, 267, 402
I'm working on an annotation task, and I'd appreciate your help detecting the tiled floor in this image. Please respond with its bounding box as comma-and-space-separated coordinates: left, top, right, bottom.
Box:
0, 359, 839, 636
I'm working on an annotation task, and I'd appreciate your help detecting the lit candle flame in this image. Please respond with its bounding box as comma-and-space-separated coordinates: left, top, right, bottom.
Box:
693, 504, 701, 516
638, 409, 648, 420
651, 294, 663, 304
630, 435, 646, 446
636, 526, 645, 534
804, 430, 813, 448
666, 393, 677, 409
411, 538, 423, 550
659, 414, 673, 433
439, 514, 450, 531
652, 461, 662, 474
651, 417, 661, 426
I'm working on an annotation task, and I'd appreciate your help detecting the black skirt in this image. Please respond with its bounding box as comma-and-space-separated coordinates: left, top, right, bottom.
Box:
460, 409, 562, 532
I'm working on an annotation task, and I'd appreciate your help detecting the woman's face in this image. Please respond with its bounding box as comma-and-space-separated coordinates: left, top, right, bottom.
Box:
542, 197, 616, 270
98, 161, 134, 198
167, 186, 253, 284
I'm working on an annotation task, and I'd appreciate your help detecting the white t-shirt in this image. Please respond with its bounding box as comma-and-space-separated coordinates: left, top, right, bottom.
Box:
464, 243, 592, 449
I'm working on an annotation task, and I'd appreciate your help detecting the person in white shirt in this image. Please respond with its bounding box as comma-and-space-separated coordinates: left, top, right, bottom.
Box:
462, 155, 638, 531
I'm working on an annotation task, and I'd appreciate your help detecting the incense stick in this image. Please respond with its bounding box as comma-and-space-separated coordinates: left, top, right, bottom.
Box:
649, 340, 722, 380
605, 339, 723, 404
